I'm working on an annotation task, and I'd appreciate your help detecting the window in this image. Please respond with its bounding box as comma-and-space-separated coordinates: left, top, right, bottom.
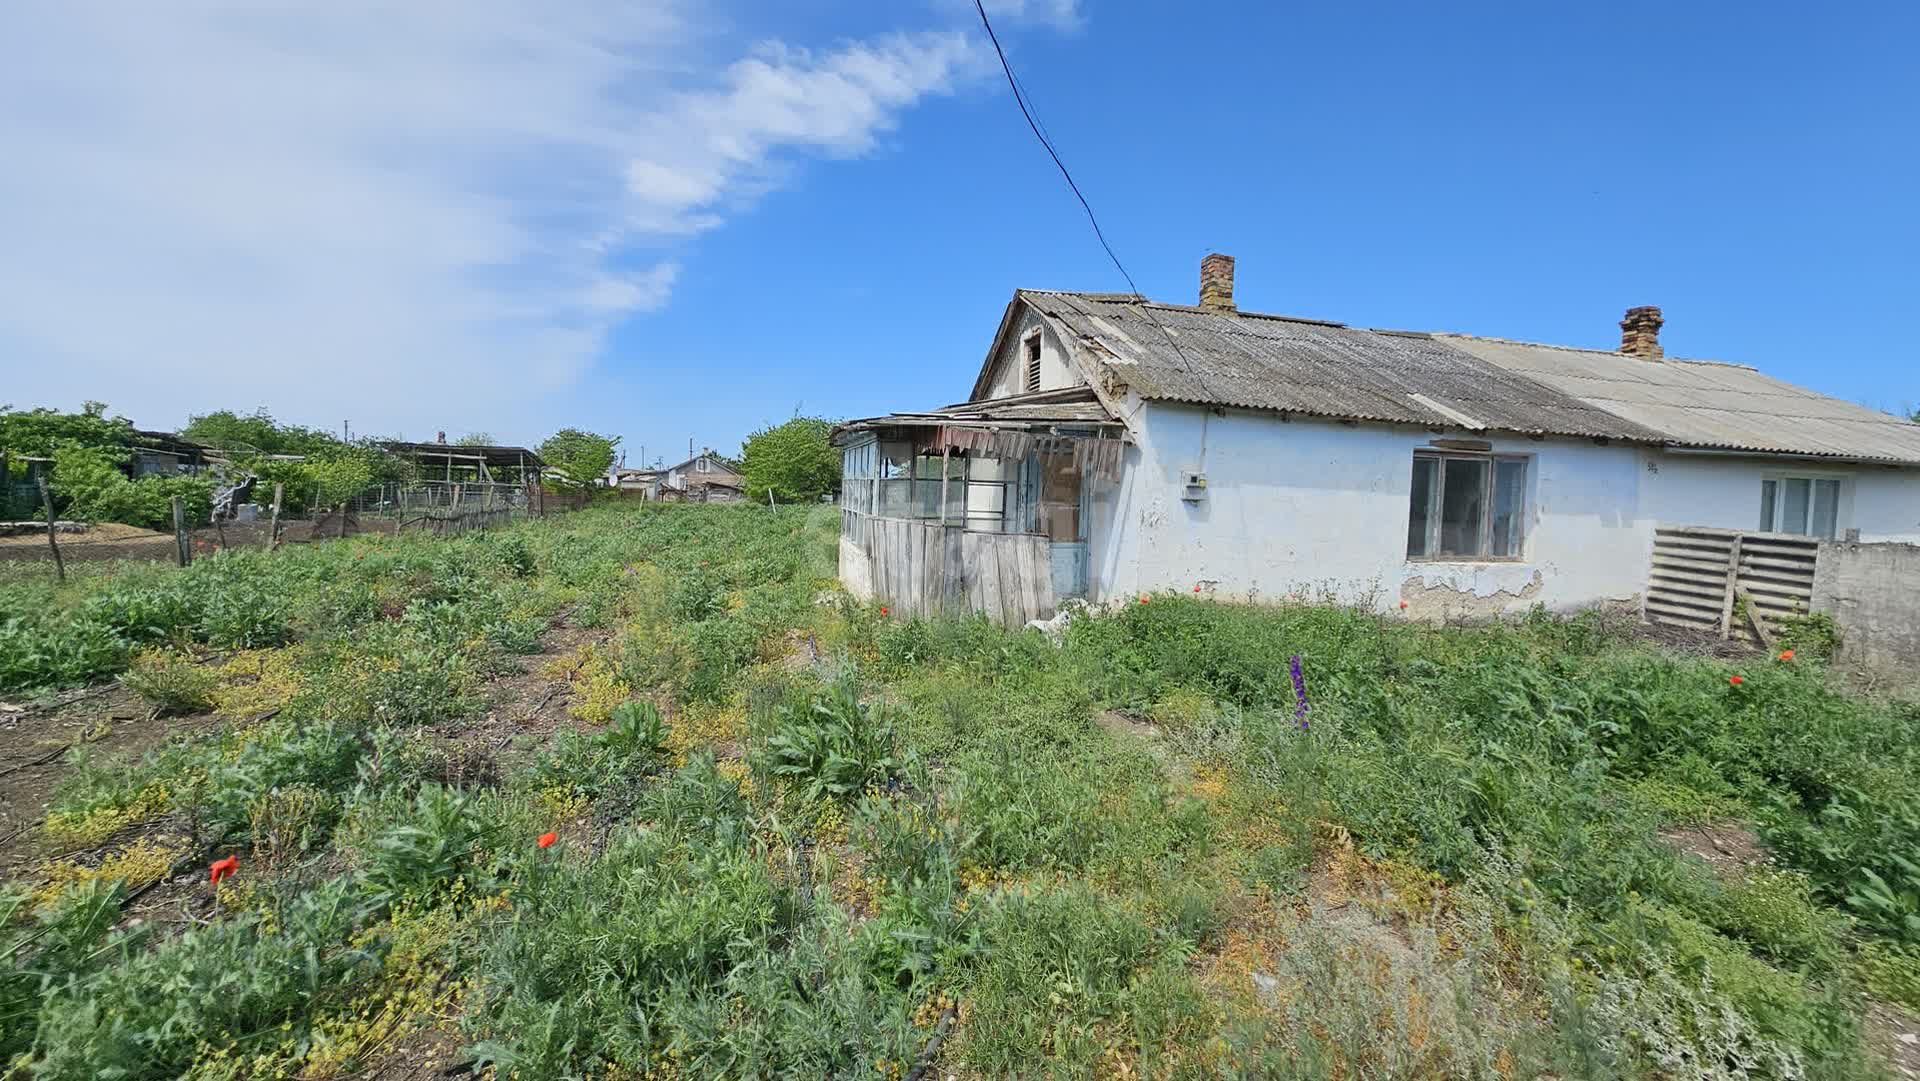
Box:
1023, 333, 1042, 393
696, 457, 711, 473
1407, 451, 1528, 560
1759, 476, 1841, 538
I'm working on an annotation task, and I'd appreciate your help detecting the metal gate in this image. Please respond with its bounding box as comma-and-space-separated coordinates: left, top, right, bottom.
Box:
1645, 526, 1820, 646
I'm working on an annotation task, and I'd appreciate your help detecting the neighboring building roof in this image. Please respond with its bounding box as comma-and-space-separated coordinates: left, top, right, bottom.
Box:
381, 441, 545, 469
1439, 335, 1920, 465
1015, 290, 1920, 464
662, 451, 743, 476
1017, 291, 1664, 443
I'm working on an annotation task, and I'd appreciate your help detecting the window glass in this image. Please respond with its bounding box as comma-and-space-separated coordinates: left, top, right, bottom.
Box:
1438, 458, 1489, 557
1491, 459, 1526, 557
1780, 478, 1811, 534
1759, 479, 1777, 532
1407, 456, 1438, 558
1812, 479, 1840, 539
964, 455, 1009, 532
878, 442, 912, 480
1037, 451, 1082, 541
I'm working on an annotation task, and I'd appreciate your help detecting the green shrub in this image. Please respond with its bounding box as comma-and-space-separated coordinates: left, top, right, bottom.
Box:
122, 648, 217, 715
360, 785, 489, 910
752, 678, 899, 802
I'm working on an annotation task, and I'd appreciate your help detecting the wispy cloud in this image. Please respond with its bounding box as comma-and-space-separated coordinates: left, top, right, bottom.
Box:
0, 2, 988, 439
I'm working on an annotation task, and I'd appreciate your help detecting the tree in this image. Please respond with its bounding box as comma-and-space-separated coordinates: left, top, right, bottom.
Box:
454, 432, 497, 447
0, 402, 134, 459
740, 417, 839, 504
538, 429, 619, 488
182, 408, 339, 456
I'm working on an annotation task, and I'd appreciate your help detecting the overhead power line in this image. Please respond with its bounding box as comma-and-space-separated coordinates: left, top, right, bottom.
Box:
968, 0, 1222, 409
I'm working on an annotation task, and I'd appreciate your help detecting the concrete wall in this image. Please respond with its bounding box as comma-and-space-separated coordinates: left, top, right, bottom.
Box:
1813, 541, 1920, 676
979, 306, 1088, 399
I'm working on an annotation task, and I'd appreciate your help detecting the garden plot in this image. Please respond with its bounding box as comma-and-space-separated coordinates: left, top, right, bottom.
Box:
2, 504, 1919, 1078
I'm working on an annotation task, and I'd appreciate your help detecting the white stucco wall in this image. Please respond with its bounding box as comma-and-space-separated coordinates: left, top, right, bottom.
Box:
1089, 404, 1649, 615
1642, 453, 1920, 542
1086, 403, 1920, 616
979, 307, 1087, 399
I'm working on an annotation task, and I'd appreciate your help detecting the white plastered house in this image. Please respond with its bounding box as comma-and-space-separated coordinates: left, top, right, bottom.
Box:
833, 255, 1920, 627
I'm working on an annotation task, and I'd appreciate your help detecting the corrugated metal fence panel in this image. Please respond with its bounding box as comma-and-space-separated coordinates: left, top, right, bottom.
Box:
1646, 526, 1819, 644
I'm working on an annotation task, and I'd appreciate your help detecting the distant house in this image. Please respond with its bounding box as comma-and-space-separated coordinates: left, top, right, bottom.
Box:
660, 451, 745, 503
127, 430, 210, 478
834, 254, 1920, 627
612, 467, 664, 496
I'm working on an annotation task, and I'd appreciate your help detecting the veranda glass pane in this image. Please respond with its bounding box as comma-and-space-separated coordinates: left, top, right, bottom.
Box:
1439, 458, 1489, 557
1491, 459, 1526, 558
879, 478, 914, 516
1759, 479, 1777, 531
1407, 456, 1438, 557
1812, 480, 1840, 539
1780, 478, 1811, 534
879, 442, 912, 480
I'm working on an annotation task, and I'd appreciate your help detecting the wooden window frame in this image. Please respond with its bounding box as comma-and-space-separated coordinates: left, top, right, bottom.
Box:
1407, 450, 1530, 563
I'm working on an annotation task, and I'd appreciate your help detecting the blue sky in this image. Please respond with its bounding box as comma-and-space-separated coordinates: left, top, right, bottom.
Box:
4, 1, 1915, 461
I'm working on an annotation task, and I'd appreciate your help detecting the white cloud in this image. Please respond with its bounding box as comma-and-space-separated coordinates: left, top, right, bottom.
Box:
975, 0, 1084, 30
0, 2, 985, 440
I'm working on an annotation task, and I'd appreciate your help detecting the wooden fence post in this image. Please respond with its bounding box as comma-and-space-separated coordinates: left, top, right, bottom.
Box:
36, 477, 65, 582
172, 496, 191, 567
1718, 535, 1744, 638
267, 482, 284, 552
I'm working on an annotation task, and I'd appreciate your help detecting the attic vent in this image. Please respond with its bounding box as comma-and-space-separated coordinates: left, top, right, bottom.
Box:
1023, 333, 1042, 393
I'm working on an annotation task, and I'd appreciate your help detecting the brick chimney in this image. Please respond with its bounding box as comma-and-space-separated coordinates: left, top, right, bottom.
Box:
1619, 306, 1664, 360
1199, 253, 1235, 312
435, 430, 447, 444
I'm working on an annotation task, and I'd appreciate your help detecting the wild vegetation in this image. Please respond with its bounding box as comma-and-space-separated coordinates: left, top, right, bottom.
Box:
2, 504, 1918, 1078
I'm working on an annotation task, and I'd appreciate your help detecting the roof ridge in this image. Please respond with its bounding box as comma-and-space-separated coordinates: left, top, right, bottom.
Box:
1433, 331, 1759, 372
1021, 288, 1347, 329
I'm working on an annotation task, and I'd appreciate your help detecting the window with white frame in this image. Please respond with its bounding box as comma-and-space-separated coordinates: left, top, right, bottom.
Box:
697, 456, 712, 473
1407, 451, 1528, 560
1759, 476, 1842, 538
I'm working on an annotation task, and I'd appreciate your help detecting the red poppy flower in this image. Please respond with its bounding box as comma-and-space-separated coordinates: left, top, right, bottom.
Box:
879, 606, 889, 617
1139, 596, 1150, 604
1778, 649, 1795, 662
1728, 675, 1744, 686
209, 855, 239, 884
1399, 601, 1409, 610
538, 831, 558, 849
1193, 584, 1202, 593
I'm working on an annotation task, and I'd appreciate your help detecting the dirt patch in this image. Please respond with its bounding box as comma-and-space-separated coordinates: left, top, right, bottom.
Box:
430, 621, 615, 765
1869, 1002, 1920, 1079
0, 522, 168, 548
1630, 618, 1761, 660
0, 686, 216, 874
1658, 822, 1769, 877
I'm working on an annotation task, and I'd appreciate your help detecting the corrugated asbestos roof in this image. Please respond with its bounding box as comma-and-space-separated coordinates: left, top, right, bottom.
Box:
1020, 291, 1663, 441
1021, 291, 1920, 464
1438, 336, 1920, 464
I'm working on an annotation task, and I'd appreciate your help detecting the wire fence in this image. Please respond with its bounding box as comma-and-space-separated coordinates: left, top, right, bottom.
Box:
0, 481, 590, 570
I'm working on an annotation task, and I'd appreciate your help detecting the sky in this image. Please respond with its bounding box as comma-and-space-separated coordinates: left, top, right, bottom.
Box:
3, 1, 1916, 462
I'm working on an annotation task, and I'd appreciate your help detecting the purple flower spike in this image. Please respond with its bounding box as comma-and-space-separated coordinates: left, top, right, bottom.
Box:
1290, 654, 1310, 731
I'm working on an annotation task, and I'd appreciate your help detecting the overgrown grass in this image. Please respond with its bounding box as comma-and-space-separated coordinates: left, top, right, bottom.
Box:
2, 503, 1914, 1078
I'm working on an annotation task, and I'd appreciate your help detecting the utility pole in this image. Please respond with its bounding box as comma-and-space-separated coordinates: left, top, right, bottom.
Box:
343, 420, 351, 442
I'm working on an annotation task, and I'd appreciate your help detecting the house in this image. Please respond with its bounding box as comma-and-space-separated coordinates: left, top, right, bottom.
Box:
659, 450, 746, 503
612, 467, 664, 496
833, 254, 1920, 627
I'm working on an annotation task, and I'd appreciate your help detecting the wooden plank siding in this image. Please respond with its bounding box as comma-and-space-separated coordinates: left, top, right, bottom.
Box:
1645, 526, 1820, 645
857, 516, 1055, 626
